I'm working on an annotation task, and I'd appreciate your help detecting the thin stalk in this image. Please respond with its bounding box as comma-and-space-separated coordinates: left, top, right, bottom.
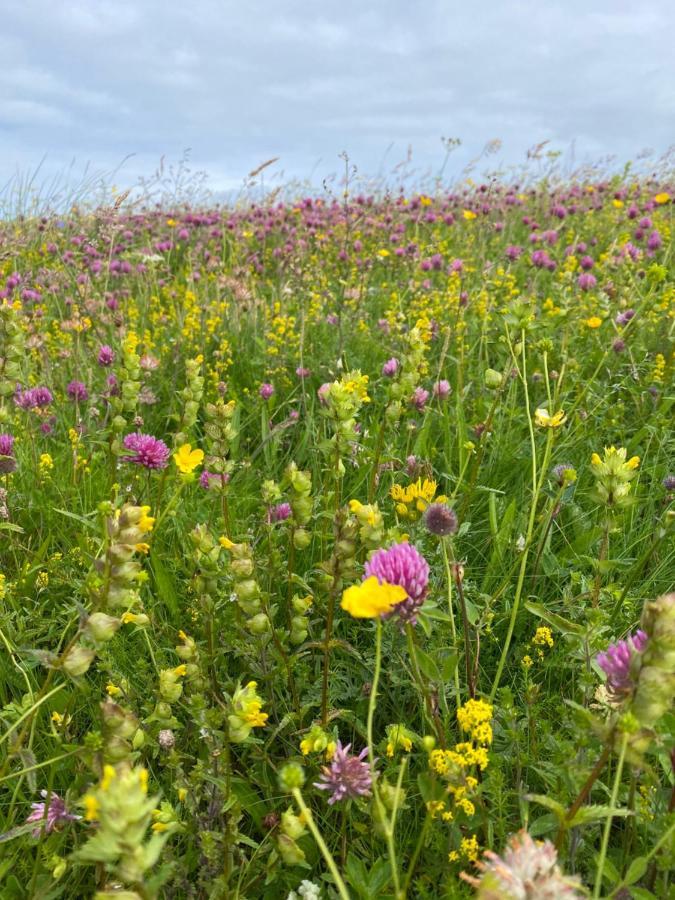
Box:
490, 333, 553, 701
556, 742, 613, 850
291, 788, 350, 900
368, 619, 403, 899
593, 732, 628, 899
441, 540, 461, 704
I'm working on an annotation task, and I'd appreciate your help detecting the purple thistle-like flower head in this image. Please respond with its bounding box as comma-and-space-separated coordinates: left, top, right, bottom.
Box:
433, 379, 451, 399
314, 741, 373, 804
97, 345, 115, 366
663, 474, 675, 492
0, 433, 16, 474
67, 380, 88, 402
597, 630, 648, 696
268, 502, 292, 523
0, 434, 15, 457
15, 386, 53, 410
25, 791, 79, 836
615, 308, 635, 326
365, 542, 430, 624
577, 273, 597, 291
412, 387, 429, 411
382, 357, 399, 377
122, 432, 170, 470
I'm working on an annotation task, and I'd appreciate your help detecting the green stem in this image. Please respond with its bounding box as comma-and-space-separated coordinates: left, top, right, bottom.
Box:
368, 619, 403, 898
593, 732, 629, 899
291, 788, 351, 900
441, 540, 461, 704
490, 332, 553, 701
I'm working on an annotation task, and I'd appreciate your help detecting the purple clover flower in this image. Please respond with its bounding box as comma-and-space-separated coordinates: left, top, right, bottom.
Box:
433, 379, 451, 399
365, 542, 429, 625
98, 345, 115, 366
259, 383, 274, 400
122, 433, 170, 470
615, 309, 635, 326
0, 434, 15, 457
382, 358, 399, 377
15, 386, 53, 410
268, 502, 292, 523
314, 741, 372, 804
67, 380, 88, 402
597, 630, 648, 695
412, 387, 429, 411
0, 433, 16, 474
25, 791, 79, 836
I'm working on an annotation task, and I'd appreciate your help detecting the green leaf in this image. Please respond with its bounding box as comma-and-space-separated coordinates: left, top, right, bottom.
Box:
528, 813, 559, 837
625, 888, 657, 899
414, 646, 442, 682
623, 856, 648, 885
568, 804, 632, 827
150, 551, 179, 618
524, 601, 583, 635
53, 508, 98, 531
441, 653, 458, 681
525, 794, 565, 820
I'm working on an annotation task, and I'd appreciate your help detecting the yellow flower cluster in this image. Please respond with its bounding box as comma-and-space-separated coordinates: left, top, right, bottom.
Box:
229, 681, 268, 742
456, 698, 493, 746
385, 723, 415, 757
299, 724, 336, 760
448, 833, 480, 863
390, 478, 447, 520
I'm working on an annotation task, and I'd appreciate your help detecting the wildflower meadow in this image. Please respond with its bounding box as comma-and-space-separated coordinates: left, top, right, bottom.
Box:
0, 175, 673, 899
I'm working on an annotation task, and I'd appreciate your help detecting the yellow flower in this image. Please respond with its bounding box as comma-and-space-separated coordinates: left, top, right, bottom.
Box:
173, 664, 187, 677
533, 626, 554, 648
177, 788, 188, 802
173, 443, 204, 474
106, 682, 122, 697
100, 764, 116, 791
585, 316, 603, 328
534, 408, 566, 428
654, 192, 670, 204
463, 209, 476, 220
138, 506, 155, 534
83, 794, 99, 821
340, 576, 407, 619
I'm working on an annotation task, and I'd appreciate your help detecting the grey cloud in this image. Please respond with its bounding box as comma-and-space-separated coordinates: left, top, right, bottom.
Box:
1, 0, 673, 201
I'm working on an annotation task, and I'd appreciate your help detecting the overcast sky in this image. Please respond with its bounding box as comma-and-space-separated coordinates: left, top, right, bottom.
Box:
1, 0, 674, 202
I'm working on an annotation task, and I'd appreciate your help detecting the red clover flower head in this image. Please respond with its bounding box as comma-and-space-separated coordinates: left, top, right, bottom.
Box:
365, 542, 429, 625
122, 432, 170, 470
597, 630, 648, 696
314, 740, 372, 804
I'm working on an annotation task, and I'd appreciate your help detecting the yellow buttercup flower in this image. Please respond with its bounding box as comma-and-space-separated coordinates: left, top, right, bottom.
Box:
173, 443, 204, 474
585, 316, 603, 328
654, 192, 670, 204
341, 576, 407, 619
534, 408, 567, 428
463, 209, 476, 220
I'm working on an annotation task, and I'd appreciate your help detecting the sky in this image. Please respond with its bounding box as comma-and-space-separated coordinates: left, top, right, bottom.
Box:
1, 0, 674, 203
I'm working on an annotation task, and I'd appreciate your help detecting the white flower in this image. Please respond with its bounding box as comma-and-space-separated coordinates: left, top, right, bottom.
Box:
287, 880, 322, 900
462, 830, 583, 898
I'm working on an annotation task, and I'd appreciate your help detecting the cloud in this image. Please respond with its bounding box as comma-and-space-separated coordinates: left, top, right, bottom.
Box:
1, 0, 673, 198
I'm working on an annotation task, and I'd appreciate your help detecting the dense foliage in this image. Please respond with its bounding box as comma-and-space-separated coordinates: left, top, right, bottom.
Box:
0, 178, 673, 899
